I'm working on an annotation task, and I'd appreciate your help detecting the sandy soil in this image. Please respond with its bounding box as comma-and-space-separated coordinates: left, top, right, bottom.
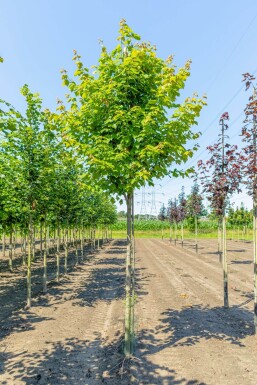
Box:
0, 237, 257, 384
133, 238, 257, 385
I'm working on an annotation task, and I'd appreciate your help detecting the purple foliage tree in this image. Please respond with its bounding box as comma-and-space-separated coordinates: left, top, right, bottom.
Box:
178, 186, 187, 245
198, 113, 242, 308
168, 198, 180, 243
187, 180, 204, 252
241, 72, 257, 331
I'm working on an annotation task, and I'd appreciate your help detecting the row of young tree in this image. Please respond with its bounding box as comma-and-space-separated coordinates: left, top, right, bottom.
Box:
1, 19, 207, 357
0, 85, 117, 308
157, 72, 257, 332
159, 195, 253, 230
193, 74, 257, 328
159, 183, 205, 251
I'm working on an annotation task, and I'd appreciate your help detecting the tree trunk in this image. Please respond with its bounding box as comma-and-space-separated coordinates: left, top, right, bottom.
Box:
195, 216, 198, 253
2, 230, 6, 259
181, 222, 184, 247
75, 227, 79, 265
130, 193, 135, 353
80, 222, 84, 261
97, 226, 100, 249
64, 224, 68, 275
27, 214, 33, 308
13, 227, 16, 260
43, 214, 47, 293
253, 201, 257, 331
9, 226, 13, 272
218, 220, 222, 263
222, 215, 229, 308
56, 223, 60, 282
32, 226, 36, 262
124, 192, 133, 356
40, 221, 43, 258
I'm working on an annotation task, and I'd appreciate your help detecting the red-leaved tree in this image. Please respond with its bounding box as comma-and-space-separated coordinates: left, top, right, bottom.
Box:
241, 72, 257, 332
198, 112, 242, 308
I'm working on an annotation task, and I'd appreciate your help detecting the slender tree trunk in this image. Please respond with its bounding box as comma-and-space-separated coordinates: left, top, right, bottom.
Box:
218, 220, 222, 263
2, 230, 6, 261
56, 222, 60, 282
43, 214, 47, 293
130, 193, 136, 353
47, 226, 50, 256
195, 216, 198, 253
222, 215, 229, 308
80, 222, 84, 261
124, 192, 133, 356
27, 214, 33, 308
93, 229, 96, 250
75, 227, 79, 265
22, 234, 27, 266
97, 226, 100, 249
253, 200, 257, 331
64, 224, 68, 275
9, 226, 13, 272
32, 226, 36, 262
40, 221, 43, 258
13, 227, 16, 260
181, 222, 184, 247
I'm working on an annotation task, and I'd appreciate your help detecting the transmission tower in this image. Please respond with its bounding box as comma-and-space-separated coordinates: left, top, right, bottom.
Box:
149, 188, 158, 219
139, 187, 148, 220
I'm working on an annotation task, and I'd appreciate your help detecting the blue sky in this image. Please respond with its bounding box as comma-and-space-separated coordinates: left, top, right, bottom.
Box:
1, 0, 257, 213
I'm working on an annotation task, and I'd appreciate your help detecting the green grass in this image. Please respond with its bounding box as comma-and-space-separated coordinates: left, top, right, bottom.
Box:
111, 228, 254, 240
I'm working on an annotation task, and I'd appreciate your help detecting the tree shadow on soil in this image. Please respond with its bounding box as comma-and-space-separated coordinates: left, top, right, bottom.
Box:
0, 333, 208, 385
0, 239, 210, 385
0, 311, 54, 349
137, 304, 254, 356
0, 241, 114, 340
230, 259, 252, 264
73, 240, 148, 308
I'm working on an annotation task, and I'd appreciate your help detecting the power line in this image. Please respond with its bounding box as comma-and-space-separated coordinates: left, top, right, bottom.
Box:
205, 10, 257, 93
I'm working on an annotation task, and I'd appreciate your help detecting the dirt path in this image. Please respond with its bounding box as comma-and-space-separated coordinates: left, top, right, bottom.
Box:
0, 240, 128, 385
1, 237, 257, 384
133, 238, 257, 385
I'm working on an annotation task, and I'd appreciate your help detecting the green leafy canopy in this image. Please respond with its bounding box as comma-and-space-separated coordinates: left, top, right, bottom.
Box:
61, 20, 206, 199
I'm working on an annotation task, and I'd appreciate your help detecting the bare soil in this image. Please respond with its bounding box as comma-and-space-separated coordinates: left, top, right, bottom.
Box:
0, 237, 257, 384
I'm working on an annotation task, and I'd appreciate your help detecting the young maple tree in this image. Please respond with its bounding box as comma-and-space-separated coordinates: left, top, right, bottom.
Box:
241, 72, 257, 331
61, 20, 206, 355
186, 180, 204, 252
177, 186, 187, 245
198, 112, 242, 308
158, 204, 167, 221
167, 198, 180, 243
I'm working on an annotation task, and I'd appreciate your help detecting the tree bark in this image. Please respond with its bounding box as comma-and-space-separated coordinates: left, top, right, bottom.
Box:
222, 215, 229, 308
253, 201, 257, 330
9, 226, 13, 272
43, 214, 47, 293
56, 222, 60, 282
124, 192, 133, 356
27, 214, 33, 308
64, 224, 68, 274
195, 216, 198, 253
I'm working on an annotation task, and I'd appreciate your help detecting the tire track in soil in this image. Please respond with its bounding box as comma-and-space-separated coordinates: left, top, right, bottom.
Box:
133, 238, 257, 385
157, 239, 255, 308
153, 240, 253, 309
0, 240, 129, 385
